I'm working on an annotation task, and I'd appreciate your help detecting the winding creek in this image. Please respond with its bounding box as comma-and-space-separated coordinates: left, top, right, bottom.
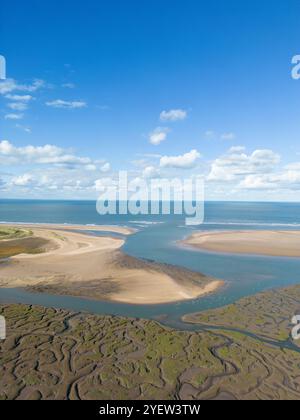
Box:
1, 200, 300, 352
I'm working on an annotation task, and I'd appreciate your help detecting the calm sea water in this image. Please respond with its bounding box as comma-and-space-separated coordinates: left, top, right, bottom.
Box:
0, 199, 300, 328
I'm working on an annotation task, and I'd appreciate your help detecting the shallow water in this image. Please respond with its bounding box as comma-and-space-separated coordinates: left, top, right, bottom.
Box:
0, 199, 300, 327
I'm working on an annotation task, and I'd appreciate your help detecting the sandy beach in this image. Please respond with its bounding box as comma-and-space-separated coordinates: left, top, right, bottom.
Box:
0, 225, 222, 304
182, 230, 300, 257
0, 223, 135, 236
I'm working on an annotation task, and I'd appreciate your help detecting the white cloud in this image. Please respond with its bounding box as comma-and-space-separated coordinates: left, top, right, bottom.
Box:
228, 146, 246, 153
20, 79, 45, 93
160, 149, 201, 169
0, 140, 95, 166
0, 79, 18, 94
238, 163, 300, 191
208, 147, 281, 182
0, 140, 114, 197
84, 164, 97, 171
100, 162, 111, 173
16, 124, 32, 134
143, 166, 160, 178
46, 99, 87, 109
94, 177, 117, 191
238, 175, 276, 190
279, 169, 300, 185
7, 102, 28, 111
11, 173, 33, 187
221, 132, 236, 141
160, 109, 187, 122
4, 113, 24, 120
0, 78, 45, 95
286, 162, 300, 171
5, 94, 33, 102
149, 127, 170, 145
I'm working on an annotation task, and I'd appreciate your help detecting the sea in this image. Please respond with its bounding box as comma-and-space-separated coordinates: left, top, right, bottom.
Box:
0, 199, 300, 329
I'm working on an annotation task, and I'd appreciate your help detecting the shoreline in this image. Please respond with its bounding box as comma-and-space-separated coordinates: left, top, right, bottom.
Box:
181, 230, 300, 258
0, 225, 223, 305
24, 279, 224, 307
0, 222, 136, 236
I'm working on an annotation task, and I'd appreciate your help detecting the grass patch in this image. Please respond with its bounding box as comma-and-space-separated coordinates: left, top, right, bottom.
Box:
0, 237, 49, 259
0, 228, 32, 240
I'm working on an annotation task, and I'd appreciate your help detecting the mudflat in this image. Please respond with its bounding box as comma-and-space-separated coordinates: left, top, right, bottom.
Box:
2, 285, 300, 400
0, 226, 222, 305
182, 230, 300, 257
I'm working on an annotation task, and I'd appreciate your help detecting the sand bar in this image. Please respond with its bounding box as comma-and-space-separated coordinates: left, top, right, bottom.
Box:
0, 226, 222, 304
182, 230, 300, 257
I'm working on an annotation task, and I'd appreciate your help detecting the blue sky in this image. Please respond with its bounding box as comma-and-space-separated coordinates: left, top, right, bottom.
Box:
0, 0, 300, 200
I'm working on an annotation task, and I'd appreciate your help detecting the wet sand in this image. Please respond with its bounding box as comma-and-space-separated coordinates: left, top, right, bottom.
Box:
182, 230, 300, 257
0, 225, 222, 305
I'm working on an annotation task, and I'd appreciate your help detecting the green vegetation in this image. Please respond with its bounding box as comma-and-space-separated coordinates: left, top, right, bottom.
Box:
0, 227, 32, 240
1, 296, 300, 400
0, 235, 48, 259
184, 284, 300, 342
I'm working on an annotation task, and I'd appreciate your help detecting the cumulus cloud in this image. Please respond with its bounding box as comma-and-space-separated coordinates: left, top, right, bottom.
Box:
11, 173, 33, 187
142, 166, 160, 179
228, 146, 246, 153
46, 99, 87, 109
7, 102, 28, 111
4, 113, 24, 120
208, 147, 280, 182
238, 164, 300, 191
160, 109, 187, 122
5, 94, 33, 102
0, 140, 109, 170
0, 79, 18, 95
7, 169, 96, 193
238, 174, 277, 190
84, 164, 97, 171
0, 78, 45, 95
160, 149, 201, 169
94, 177, 117, 191
1, 80, 45, 122
149, 127, 170, 145
20, 79, 45, 93
100, 162, 111, 173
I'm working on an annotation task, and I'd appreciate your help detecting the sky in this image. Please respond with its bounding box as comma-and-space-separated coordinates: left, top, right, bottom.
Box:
0, 0, 300, 201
